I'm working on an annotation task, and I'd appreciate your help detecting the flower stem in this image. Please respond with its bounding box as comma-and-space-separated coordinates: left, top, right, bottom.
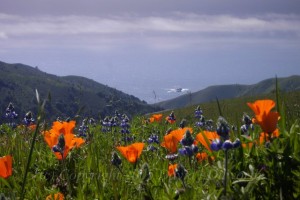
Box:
20, 119, 40, 200
223, 150, 228, 196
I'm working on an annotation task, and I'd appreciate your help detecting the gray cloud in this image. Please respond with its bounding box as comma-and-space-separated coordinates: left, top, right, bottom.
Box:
1, 12, 299, 51
1, 13, 300, 34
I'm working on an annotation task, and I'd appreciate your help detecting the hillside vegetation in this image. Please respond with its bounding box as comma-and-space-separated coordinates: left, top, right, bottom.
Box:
158, 90, 300, 130
155, 75, 300, 110
0, 61, 158, 123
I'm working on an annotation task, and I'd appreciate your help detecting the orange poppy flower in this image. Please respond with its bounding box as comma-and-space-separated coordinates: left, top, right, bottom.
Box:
168, 164, 177, 177
0, 155, 12, 179
149, 114, 163, 123
259, 128, 280, 144
196, 152, 208, 162
196, 131, 219, 151
116, 143, 145, 163
46, 192, 64, 200
161, 127, 193, 153
161, 133, 179, 153
242, 129, 280, 149
173, 127, 193, 141
242, 142, 254, 149
50, 120, 76, 136
28, 124, 37, 131
247, 99, 280, 134
165, 115, 176, 124
43, 121, 85, 160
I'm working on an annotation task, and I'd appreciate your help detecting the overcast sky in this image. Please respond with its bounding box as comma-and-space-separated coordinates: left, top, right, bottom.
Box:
1, 0, 300, 103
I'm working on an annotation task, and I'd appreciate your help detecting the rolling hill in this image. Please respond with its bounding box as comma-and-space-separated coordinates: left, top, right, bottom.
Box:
0, 61, 158, 123
154, 75, 300, 110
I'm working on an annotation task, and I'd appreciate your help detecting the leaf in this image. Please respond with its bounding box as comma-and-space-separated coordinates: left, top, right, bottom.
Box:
35, 89, 40, 104
249, 164, 254, 176
0, 177, 11, 189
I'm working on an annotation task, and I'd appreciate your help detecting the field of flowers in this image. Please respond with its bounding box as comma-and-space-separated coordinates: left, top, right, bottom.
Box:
1, 89, 300, 200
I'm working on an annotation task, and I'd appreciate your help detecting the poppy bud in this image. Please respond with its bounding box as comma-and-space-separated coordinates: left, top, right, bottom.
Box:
111, 152, 122, 167
179, 119, 186, 128
140, 163, 150, 183
175, 164, 187, 180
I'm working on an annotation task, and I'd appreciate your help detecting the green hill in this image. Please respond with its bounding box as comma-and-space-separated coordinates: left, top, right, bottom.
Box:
0, 61, 158, 122
154, 75, 300, 110
155, 90, 300, 131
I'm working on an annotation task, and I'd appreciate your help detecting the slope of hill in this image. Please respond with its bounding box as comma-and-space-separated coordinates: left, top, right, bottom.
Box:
0, 61, 158, 122
154, 75, 300, 110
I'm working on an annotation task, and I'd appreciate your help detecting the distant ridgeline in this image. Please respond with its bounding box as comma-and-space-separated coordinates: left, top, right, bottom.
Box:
0, 61, 159, 123
154, 75, 300, 110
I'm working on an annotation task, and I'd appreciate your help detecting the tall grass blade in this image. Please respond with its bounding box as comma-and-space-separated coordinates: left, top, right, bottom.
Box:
20, 89, 44, 199
275, 76, 286, 132
216, 96, 223, 117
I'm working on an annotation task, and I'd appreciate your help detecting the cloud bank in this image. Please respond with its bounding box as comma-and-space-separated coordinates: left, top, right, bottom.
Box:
1, 12, 299, 50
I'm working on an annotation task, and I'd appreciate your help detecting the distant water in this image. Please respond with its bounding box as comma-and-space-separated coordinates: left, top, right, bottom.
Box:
106, 79, 200, 104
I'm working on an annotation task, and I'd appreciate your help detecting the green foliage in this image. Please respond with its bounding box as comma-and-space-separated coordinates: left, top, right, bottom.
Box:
1, 68, 300, 199
0, 61, 158, 123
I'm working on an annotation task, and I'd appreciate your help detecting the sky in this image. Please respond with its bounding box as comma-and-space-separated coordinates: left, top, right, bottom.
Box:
1, 0, 300, 103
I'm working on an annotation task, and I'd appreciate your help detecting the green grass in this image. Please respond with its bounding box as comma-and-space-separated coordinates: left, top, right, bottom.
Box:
1, 91, 300, 199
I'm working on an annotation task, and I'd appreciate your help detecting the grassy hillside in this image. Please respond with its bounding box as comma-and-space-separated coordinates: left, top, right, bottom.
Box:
0, 61, 158, 123
155, 75, 300, 110
156, 90, 300, 130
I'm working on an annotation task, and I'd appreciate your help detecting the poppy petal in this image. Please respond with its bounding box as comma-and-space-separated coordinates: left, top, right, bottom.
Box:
0, 155, 13, 178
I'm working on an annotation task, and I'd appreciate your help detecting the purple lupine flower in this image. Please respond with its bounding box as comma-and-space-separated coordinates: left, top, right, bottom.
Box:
5, 102, 18, 127
180, 130, 194, 146
211, 139, 222, 151
211, 138, 240, 151
178, 145, 198, 156
194, 106, 203, 119
122, 136, 134, 142
88, 118, 96, 126
5, 102, 18, 119
110, 116, 119, 127
101, 116, 112, 132
78, 118, 89, 137
120, 114, 130, 134
114, 110, 122, 120
216, 116, 230, 140
222, 140, 234, 150
240, 113, 254, 135
232, 139, 241, 148
195, 121, 205, 128
23, 111, 35, 126
165, 154, 178, 161
148, 134, 159, 144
